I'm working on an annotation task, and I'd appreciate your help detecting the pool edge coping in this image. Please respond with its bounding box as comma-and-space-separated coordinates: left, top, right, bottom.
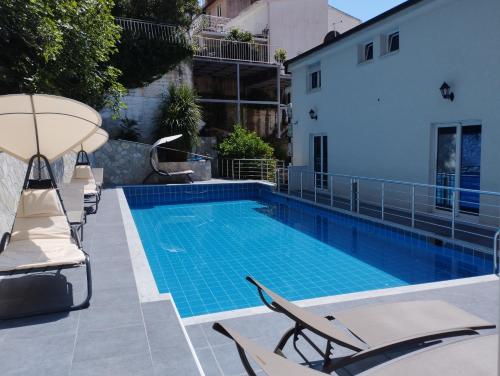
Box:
116, 188, 206, 376
116, 185, 498, 328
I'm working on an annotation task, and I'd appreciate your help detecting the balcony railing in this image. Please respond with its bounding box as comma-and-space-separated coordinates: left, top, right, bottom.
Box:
219, 159, 285, 182
276, 167, 500, 251
193, 36, 271, 63
192, 14, 231, 34
116, 17, 189, 45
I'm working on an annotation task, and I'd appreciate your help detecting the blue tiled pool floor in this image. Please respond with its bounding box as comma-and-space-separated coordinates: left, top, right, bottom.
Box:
128, 193, 493, 318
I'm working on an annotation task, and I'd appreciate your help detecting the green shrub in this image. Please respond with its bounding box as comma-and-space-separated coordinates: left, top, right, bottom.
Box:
274, 48, 287, 64
115, 117, 141, 142
155, 84, 202, 158
218, 125, 274, 159
225, 28, 254, 43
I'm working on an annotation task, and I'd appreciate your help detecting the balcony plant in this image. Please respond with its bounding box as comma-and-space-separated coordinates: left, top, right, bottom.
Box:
274, 48, 287, 65
217, 124, 274, 159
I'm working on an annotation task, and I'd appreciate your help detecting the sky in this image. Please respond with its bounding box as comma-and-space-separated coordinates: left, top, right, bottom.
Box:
329, 0, 407, 22
198, 1, 407, 23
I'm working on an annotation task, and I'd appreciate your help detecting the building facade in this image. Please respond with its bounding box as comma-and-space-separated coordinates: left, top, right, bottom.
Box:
287, 0, 500, 224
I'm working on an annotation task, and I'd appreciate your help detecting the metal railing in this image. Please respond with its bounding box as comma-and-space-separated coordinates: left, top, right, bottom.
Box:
495, 229, 500, 274
115, 17, 189, 45
277, 168, 500, 250
192, 14, 231, 34
219, 159, 285, 182
193, 36, 271, 63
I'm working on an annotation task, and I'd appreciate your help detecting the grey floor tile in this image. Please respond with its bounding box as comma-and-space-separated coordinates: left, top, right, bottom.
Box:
87, 286, 140, 309
73, 325, 149, 363
70, 352, 154, 376
0, 332, 74, 375
141, 300, 177, 323
0, 311, 79, 340
151, 350, 201, 376
78, 300, 143, 333
195, 348, 223, 376
186, 324, 210, 349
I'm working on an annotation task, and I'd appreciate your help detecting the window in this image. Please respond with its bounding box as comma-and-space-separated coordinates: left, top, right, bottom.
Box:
388, 31, 399, 52
364, 42, 374, 61
216, 4, 222, 17
307, 63, 321, 92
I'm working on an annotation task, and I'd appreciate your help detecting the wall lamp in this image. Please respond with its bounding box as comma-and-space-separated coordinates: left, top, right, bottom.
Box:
309, 108, 318, 120
440, 82, 455, 101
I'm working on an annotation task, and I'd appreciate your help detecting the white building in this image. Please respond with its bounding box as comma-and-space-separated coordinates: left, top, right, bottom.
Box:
287, 0, 500, 226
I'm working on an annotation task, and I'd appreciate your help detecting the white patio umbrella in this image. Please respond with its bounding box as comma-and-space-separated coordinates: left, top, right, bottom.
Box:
72, 128, 109, 154
0, 94, 101, 163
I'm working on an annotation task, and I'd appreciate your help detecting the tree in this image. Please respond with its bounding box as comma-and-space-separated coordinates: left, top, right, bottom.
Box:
0, 0, 125, 112
155, 84, 202, 159
218, 125, 274, 159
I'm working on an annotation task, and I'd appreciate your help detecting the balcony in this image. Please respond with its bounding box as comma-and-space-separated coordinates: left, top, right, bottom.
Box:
192, 14, 231, 35
116, 17, 189, 46
193, 36, 273, 64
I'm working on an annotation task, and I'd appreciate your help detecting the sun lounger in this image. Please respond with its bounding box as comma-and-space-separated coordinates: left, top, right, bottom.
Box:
60, 183, 86, 240
71, 164, 101, 213
0, 188, 92, 318
92, 167, 104, 189
213, 323, 497, 376
213, 322, 324, 376
364, 334, 497, 376
246, 276, 494, 372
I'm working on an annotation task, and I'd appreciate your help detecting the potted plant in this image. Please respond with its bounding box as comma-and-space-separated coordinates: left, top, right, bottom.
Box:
274, 48, 287, 68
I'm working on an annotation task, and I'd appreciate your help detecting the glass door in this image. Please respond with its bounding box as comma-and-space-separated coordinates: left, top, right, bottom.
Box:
435, 125, 481, 214
313, 135, 328, 189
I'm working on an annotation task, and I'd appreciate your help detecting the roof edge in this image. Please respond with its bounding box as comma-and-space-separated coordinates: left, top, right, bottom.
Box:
286, 0, 425, 70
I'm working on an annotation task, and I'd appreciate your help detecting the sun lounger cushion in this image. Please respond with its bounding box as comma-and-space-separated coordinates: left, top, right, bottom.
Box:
73, 165, 94, 180
11, 216, 72, 241
0, 239, 85, 272
17, 189, 64, 217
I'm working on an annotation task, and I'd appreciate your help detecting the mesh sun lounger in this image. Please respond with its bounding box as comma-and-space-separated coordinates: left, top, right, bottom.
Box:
0, 188, 92, 318
92, 168, 104, 189
213, 322, 324, 376
213, 323, 497, 376
363, 334, 498, 376
246, 277, 495, 372
71, 163, 101, 213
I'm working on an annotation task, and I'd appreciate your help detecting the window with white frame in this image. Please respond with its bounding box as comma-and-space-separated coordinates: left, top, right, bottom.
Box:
387, 31, 399, 53
307, 63, 321, 92
216, 3, 222, 17
364, 42, 374, 61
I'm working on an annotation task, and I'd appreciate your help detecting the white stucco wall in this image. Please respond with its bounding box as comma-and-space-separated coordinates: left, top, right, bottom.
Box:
327, 6, 361, 34
227, 1, 268, 36
289, 0, 500, 220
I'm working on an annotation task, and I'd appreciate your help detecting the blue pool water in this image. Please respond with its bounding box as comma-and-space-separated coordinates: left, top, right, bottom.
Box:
126, 185, 493, 318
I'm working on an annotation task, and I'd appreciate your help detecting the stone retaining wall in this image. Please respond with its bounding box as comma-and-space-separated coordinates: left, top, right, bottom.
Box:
0, 152, 76, 236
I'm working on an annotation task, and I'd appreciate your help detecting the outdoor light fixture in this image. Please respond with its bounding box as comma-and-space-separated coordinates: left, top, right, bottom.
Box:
440, 82, 455, 101
309, 108, 318, 120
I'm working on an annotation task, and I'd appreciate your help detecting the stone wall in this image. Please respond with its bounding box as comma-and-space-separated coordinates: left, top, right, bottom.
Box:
93, 140, 152, 186
0, 152, 76, 237
100, 61, 193, 144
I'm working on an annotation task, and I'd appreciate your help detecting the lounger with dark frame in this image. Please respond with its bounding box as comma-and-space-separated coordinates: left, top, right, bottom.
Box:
213, 323, 498, 376
71, 150, 101, 213
0, 154, 92, 319
245, 276, 495, 373
143, 135, 194, 184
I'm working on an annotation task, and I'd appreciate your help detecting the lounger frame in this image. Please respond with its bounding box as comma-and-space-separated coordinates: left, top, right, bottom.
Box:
75, 150, 101, 212
0, 154, 93, 319
246, 276, 489, 373
142, 143, 194, 184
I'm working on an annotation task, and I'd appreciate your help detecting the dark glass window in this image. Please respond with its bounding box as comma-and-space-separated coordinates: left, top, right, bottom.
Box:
364, 42, 373, 61
388, 32, 400, 52
310, 71, 321, 89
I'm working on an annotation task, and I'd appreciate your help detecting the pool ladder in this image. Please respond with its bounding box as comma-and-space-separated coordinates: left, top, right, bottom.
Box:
495, 229, 500, 275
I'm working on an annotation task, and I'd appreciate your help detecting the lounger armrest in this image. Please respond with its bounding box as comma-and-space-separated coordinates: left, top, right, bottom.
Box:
0, 232, 10, 254
246, 276, 279, 312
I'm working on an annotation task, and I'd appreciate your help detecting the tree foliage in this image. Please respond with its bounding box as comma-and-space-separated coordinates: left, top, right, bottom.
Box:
225, 28, 254, 43
155, 84, 202, 157
0, 0, 125, 111
218, 125, 274, 159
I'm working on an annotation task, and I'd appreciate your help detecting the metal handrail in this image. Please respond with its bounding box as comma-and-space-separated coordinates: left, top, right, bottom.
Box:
193, 35, 274, 63
277, 167, 500, 251
494, 229, 500, 274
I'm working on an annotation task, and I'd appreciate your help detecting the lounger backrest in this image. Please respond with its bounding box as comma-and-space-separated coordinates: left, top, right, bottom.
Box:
11, 189, 71, 241
73, 165, 95, 182
248, 278, 366, 351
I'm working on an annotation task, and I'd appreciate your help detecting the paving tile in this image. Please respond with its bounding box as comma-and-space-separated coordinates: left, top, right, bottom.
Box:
0, 332, 74, 375
0, 311, 79, 340
78, 300, 143, 333
73, 325, 149, 363
141, 300, 177, 323
87, 286, 140, 309
186, 324, 210, 349
193, 348, 223, 376
70, 352, 154, 376
151, 350, 200, 376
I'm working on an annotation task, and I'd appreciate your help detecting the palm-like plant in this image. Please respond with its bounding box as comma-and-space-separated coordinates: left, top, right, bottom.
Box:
155, 84, 202, 158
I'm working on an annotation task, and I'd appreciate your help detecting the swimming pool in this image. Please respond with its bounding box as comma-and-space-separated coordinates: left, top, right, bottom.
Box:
124, 184, 493, 318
